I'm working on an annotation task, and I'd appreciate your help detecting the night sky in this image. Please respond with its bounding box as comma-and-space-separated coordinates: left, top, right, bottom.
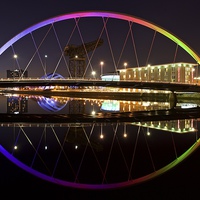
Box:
1, 0, 200, 199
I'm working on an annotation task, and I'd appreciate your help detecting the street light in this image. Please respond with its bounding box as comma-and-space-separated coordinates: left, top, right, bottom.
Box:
13, 54, 18, 67
124, 62, 127, 69
92, 71, 96, 79
44, 54, 48, 76
13, 54, 18, 75
100, 61, 104, 78
123, 123, 127, 137
124, 62, 127, 80
100, 123, 104, 139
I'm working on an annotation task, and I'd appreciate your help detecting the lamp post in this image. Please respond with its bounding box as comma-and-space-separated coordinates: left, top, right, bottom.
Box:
13, 54, 18, 79
13, 54, 18, 69
100, 123, 104, 139
124, 62, 127, 80
124, 62, 127, 70
123, 122, 127, 138
92, 71, 96, 79
100, 61, 104, 78
44, 54, 47, 76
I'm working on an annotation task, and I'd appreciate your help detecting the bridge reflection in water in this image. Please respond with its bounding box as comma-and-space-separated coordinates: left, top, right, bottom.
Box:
0, 92, 200, 189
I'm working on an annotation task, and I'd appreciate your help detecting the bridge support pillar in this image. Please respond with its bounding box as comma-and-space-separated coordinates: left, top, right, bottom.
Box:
169, 91, 177, 109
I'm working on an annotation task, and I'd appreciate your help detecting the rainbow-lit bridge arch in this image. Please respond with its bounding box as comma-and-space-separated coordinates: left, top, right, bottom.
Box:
1, 11, 200, 64
0, 139, 200, 190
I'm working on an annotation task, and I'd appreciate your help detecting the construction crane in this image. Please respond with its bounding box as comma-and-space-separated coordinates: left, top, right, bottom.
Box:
64, 38, 103, 78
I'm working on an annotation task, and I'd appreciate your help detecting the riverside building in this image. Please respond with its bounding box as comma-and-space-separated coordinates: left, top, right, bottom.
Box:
118, 62, 197, 83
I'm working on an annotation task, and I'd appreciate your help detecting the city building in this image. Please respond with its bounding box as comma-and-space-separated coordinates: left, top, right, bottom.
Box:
7, 96, 28, 114
7, 69, 28, 78
101, 100, 171, 112
132, 119, 196, 134
118, 62, 197, 83
101, 72, 120, 81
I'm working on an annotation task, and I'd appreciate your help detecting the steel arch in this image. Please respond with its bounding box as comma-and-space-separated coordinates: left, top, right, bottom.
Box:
1, 138, 200, 189
0, 11, 200, 64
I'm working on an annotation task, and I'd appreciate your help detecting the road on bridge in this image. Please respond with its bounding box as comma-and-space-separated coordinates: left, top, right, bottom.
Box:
0, 79, 200, 92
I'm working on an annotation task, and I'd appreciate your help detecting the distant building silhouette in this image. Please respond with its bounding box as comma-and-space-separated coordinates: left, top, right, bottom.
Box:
7, 96, 28, 114
7, 69, 28, 78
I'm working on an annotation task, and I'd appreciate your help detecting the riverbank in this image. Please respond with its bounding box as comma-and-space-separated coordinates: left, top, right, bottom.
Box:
1, 89, 200, 108
1, 89, 171, 102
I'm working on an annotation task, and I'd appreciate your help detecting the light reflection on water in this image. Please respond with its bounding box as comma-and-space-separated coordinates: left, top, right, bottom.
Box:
5, 93, 173, 114
0, 93, 200, 189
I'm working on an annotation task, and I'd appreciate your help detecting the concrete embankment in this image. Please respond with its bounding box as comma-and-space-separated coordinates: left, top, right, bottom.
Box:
176, 92, 200, 105
1, 89, 170, 102
3, 89, 200, 107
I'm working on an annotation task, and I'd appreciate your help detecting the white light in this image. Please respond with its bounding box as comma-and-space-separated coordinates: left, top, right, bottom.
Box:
124, 62, 127, 67
100, 134, 104, 139
123, 133, 127, 138
100, 61, 104, 76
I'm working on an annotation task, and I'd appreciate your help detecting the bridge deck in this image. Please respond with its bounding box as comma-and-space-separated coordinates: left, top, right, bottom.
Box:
0, 79, 200, 92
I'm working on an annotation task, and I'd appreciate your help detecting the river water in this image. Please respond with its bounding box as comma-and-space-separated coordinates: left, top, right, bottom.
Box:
0, 92, 199, 189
